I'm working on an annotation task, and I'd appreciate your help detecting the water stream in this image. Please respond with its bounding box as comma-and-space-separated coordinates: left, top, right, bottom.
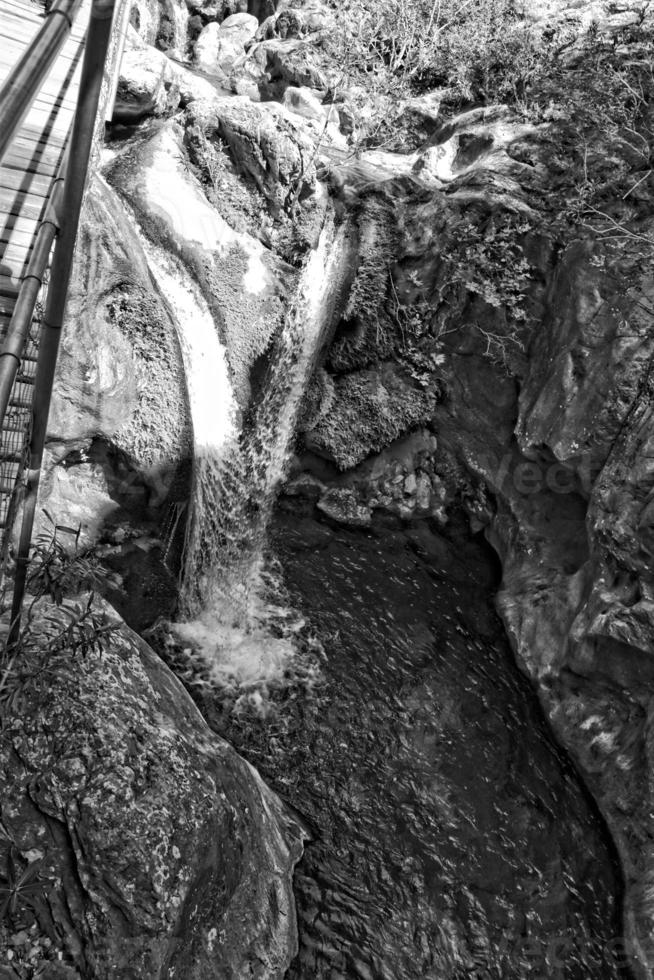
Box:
140, 209, 627, 977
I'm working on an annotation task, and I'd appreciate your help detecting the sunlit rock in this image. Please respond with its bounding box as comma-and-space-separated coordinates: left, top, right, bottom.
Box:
105, 117, 295, 405
194, 13, 258, 77
127, 0, 189, 57
113, 45, 181, 121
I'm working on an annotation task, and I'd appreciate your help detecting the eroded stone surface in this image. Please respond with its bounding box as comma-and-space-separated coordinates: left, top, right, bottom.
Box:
0, 601, 303, 979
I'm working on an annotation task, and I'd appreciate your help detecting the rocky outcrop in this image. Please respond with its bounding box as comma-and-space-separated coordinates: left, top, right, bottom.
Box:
279, 6, 654, 976
41, 175, 191, 558
304, 365, 439, 470
194, 12, 259, 77
0, 600, 303, 979
28, 0, 654, 976
104, 116, 294, 405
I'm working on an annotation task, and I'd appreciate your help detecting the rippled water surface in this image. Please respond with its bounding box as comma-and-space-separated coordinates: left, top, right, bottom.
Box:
187, 512, 625, 979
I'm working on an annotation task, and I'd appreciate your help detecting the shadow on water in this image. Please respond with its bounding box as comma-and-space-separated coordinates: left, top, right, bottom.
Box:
188, 507, 629, 980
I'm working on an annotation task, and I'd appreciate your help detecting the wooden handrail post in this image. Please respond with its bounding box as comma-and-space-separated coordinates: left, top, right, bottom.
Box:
9, 0, 117, 644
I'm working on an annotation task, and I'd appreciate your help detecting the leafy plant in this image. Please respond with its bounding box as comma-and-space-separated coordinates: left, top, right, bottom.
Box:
0, 850, 52, 924
25, 512, 105, 608
0, 514, 120, 707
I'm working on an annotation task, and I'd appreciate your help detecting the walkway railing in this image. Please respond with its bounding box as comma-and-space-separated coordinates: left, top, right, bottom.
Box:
0, 0, 118, 642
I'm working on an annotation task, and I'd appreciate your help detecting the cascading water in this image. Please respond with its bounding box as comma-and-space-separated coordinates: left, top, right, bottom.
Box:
139, 210, 353, 694
179, 213, 349, 614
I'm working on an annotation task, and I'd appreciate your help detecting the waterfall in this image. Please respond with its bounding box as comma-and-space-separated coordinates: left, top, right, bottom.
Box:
139, 209, 352, 697
180, 215, 350, 611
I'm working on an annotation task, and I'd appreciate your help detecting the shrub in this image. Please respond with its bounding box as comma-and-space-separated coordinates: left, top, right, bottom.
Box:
323, 0, 545, 111
0, 517, 119, 710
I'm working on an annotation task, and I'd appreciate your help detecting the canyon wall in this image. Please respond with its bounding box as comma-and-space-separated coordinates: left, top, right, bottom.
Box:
25, 0, 654, 975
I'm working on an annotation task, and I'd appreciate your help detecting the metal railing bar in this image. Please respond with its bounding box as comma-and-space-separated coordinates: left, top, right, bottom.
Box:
0, 149, 69, 429
9, 0, 117, 643
0, 0, 84, 166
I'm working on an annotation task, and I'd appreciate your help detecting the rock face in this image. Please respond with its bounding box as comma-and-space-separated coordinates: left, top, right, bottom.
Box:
128, 0, 190, 57
32, 0, 654, 976
51, 177, 191, 466
0, 601, 303, 979
277, 5, 654, 977
39, 174, 192, 575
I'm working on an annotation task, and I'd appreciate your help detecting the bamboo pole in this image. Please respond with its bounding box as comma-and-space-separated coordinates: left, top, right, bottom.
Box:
9, 0, 117, 644
0, 0, 84, 165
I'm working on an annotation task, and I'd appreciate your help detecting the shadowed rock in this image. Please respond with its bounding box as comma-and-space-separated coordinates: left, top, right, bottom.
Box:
0, 601, 304, 979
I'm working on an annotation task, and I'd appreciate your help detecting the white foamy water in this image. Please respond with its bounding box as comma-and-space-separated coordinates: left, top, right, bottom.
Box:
174, 559, 324, 714
143, 246, 239, 453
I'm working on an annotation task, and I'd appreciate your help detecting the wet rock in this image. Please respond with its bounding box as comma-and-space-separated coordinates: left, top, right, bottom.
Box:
286, 429, 449, 526
33, 176, 193, 562
0, 601, 304, 979
185, 95, 330, 263
316, 487, 372, 526
51, 176, 191, 479
516, 238, 654, 478
105, 119, 292, 405
38, 461, 121, 550
304, 366, 438, 470
127, 0, 189, 57
113, 44, 180, 122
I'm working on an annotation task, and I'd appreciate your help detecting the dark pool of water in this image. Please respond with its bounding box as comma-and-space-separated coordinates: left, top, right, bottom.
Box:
190, 511, 627, 979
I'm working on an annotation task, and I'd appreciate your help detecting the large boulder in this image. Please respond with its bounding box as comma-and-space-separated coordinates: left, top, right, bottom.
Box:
0, 601, 303, 978
113, 43, 181, 122
51, 176, 192, 483
304, 365, 439, 470
187, 95, 318, 209
184, 95, 331, 261
194, 14, 258, 77
33, 176, 192, 581
112, 33, 220, 122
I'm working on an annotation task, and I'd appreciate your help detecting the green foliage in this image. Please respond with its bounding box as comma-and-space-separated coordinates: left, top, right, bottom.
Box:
323, 0, 548, 114
26, 513, 105, 608
454, 215, 533, 323
0, 851, 51, 924
0, 515, 120, 710
529, 19, 654, 229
